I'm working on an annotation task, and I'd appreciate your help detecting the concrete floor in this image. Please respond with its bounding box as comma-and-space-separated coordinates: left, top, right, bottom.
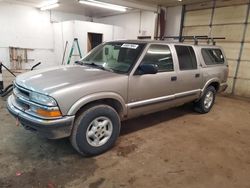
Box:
0, 95, 250, 188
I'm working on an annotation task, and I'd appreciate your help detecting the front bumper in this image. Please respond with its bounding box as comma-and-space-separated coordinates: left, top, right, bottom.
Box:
7, 95, 75, 139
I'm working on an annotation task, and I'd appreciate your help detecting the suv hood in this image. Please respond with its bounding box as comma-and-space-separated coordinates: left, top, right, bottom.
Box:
15, 65, 122, 95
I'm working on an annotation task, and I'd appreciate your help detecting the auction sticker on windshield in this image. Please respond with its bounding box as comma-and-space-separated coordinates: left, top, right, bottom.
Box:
121, 44, 139, 49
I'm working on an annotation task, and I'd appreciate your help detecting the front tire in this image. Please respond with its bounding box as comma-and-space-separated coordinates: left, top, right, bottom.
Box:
194, 86, 216, 114
70, 105, 121, 156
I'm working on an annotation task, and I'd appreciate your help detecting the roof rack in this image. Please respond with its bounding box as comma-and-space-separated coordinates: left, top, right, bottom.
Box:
164, 36, 226, 45
137, 35, 226, 45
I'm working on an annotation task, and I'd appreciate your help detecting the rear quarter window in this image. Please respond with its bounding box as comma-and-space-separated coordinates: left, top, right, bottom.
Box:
201, 48, 225, 65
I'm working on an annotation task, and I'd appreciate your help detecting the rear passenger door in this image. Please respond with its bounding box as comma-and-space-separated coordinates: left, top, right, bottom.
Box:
174, 45, 203, 100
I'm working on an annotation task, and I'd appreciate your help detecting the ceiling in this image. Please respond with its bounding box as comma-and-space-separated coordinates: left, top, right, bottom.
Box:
136, 0, 212, 7
3, 0, 122, 17
2, 0, 211, 17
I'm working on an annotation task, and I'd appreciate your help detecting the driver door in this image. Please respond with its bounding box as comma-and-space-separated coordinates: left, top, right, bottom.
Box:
127, 44, 178, 118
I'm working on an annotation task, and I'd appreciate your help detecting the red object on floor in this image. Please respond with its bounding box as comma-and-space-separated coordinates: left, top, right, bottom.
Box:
15, 171, 22, 176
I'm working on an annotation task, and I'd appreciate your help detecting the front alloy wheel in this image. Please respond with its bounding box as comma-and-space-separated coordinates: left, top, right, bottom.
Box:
70, 104, 121, 156
86, 116, 113, 147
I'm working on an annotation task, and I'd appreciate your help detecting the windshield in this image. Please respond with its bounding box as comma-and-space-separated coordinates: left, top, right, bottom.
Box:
81, 42, 146, 74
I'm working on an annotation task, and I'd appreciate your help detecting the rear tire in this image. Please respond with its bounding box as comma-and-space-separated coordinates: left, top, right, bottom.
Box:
194, 86, 216, 114
70, 104, 121, 156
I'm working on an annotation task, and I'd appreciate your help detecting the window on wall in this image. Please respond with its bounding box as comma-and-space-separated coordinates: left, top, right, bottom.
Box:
175, 45, 197, 70
141, 44, 174, 72
201, 48, 225, 65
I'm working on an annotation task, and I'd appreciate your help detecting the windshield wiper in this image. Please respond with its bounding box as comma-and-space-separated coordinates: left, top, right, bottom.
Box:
75, 61, 84, 65
83, 62, 113, 72
84, 62, 105, 69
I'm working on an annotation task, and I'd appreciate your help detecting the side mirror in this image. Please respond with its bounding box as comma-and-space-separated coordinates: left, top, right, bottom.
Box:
136, 64, 158, 75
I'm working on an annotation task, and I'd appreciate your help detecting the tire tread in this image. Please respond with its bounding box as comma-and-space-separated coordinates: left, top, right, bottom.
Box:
70, 104, 120, 156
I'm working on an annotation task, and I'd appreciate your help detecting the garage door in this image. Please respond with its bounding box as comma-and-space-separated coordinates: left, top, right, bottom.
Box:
182, 0, 250, 97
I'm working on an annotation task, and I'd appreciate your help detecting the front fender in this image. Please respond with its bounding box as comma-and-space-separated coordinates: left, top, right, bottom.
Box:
67, 92, 127, 116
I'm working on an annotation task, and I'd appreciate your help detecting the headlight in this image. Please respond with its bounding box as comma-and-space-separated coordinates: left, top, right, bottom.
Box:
30, 92, 57, 106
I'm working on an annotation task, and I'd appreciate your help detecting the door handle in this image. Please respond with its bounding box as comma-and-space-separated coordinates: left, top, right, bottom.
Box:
195, 73, 200, 78
171, 76, 177, 81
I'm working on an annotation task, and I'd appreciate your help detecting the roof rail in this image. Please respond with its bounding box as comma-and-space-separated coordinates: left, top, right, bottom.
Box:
137, 35, 226, 45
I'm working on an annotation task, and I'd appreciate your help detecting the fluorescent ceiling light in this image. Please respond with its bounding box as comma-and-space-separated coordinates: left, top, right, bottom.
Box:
40, 0, 60, 11
79, 0, 127, 12
40, 3, 59, 10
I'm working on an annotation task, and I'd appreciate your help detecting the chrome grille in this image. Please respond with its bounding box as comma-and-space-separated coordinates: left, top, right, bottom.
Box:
12, 83, 61, 120
13, 84, 30, 98
13, 85, 31, 111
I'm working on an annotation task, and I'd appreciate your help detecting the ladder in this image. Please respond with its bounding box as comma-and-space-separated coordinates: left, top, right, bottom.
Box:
67, 38, 83, 65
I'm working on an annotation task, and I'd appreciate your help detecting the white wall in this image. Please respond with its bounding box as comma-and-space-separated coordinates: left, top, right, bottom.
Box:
165, 6, 182, 37
94, 8, 182, 39
0, 2, 55, 69
0, 3, 53, 49
74, 21, 124, 52
0, 2, 157, 70
54, 21, 124, 65
94, 11, 157, 39
53, 21, 75, 65
0, 2, 184, 89
0, 2, 122, 69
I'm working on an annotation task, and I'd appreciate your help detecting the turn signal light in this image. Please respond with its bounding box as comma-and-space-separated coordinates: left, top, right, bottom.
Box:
36, 109, 62, 118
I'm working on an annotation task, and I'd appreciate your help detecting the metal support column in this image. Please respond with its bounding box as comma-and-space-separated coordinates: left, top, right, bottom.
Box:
208, 0, 216, 38
179, 5, 186, 42
232, 0, 250, 94
0, 62, 3, 91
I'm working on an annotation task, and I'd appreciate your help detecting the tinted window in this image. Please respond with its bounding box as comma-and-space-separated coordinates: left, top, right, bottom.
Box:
202, 48, 224, 65
175, 45, 197, 70
141, 44, 174, 72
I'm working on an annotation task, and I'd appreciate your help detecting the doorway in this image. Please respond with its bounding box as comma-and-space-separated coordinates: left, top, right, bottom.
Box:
87, 33, 103, 52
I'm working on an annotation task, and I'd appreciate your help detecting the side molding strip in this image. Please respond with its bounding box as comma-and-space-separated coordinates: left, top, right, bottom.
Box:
127, 89, 201, 109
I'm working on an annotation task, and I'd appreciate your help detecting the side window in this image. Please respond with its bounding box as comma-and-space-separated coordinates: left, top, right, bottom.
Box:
202, 48, 224, 65
141, 44, 174, 72
175, 45, 197, 70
